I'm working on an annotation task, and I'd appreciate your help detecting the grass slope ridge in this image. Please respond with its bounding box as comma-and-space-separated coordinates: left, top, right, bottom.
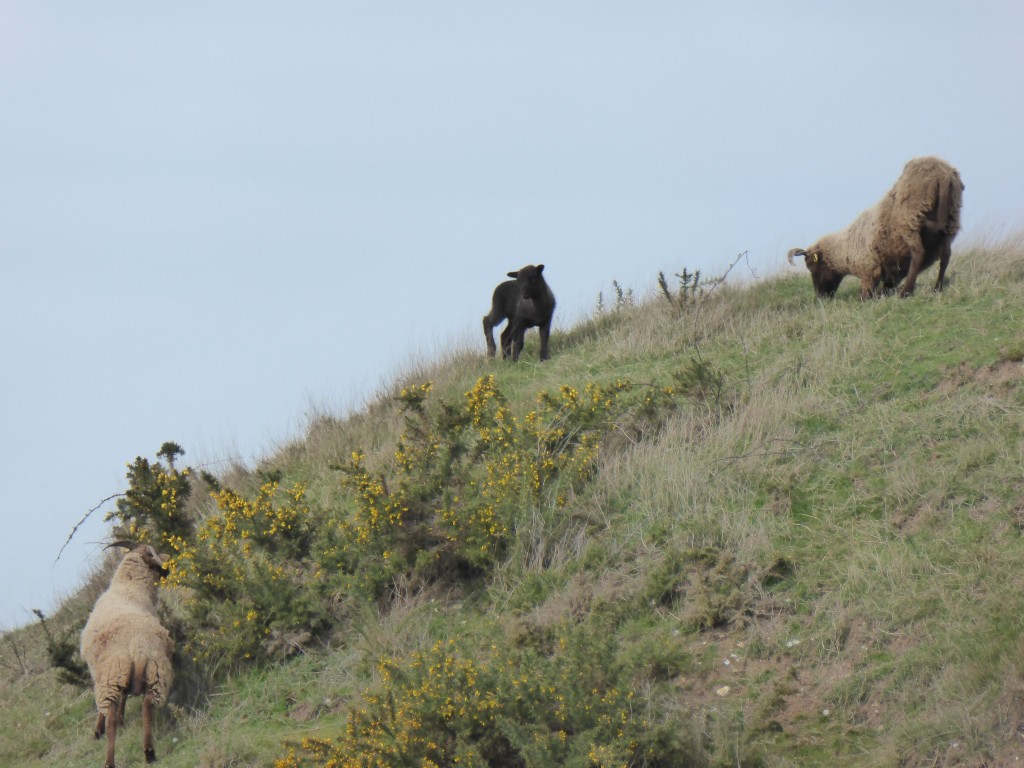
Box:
2, 235, 1023, 767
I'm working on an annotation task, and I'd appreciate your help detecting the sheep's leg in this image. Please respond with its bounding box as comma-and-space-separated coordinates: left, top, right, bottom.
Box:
899, 234, 927, 297
881, 257, 905, 295
933, 235, 951, 292
142, 690, 157, 763
104, 700, 119, 768
482, 314, 499, 357
94, 710, 106, 738
501, 318, 525, 361
118, 693, 127, 726
858, 275, 875, 301
499, 324, 514, 359
511, 326, 526, 362
538, 321, 551, 361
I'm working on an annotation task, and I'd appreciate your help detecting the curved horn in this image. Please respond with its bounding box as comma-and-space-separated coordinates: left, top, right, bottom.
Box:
104, 539, 137, 551
787, 248, 806, 266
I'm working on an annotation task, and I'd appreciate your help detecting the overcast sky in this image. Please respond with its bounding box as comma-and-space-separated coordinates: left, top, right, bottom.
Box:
2, 1, 1022, 630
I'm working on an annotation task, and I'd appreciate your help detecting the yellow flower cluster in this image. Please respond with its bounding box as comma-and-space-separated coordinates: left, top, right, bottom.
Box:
160, 479, 313, 663
275, 634, 647, 768
398, 381, 433, 409
343, 451, 408, 546
340, 376, 641, 574
201, 481, 306, 544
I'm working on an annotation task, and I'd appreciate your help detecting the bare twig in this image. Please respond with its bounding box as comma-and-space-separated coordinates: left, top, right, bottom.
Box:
692, 250, 755, 323
54, 454, 238, 565
54, 493, 124, 564
687, 250, 757, 382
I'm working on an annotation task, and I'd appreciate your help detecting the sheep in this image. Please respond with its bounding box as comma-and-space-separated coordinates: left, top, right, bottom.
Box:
80, 541, 174, 768
877, 156, 964, 295
483, 264, 556, 362
787, 156, 964, 299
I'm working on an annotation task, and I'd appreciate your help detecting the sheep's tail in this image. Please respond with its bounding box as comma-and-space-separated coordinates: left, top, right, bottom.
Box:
945, 171, 964, 236
144, 656, 173, 707
95, 681, 125, 715
925, 172, 963, 236
934, 179, 951, 231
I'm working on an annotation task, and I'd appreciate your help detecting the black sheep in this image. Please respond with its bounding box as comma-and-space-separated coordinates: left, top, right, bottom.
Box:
483, 264, 556, 362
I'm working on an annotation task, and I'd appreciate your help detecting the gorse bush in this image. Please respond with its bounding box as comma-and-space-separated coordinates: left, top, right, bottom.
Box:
275, 622, 702, 768
31, 609, 89, 687
327, 375, 649, 589
658, 266, 703, 318
113, 374, 683, 670
108, 441, 193, 544
167, 481, 325, 664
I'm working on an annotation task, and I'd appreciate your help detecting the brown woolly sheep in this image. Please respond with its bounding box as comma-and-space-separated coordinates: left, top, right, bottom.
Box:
788, 156, 963, 299
80, 542, 173, 768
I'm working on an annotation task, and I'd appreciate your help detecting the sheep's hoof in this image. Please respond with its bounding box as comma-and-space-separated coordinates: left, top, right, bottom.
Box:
145, 747, 157, 762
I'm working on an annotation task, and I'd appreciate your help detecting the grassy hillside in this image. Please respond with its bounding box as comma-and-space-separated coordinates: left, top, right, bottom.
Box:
2, 235, 1022, 767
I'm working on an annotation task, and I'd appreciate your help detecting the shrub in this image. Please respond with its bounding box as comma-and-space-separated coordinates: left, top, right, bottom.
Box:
103, 370, 685, 669
109, 447, 331, 667
107, 442, 194, 544
325, 375, 638, 595
167, 481, 326, 665
276, 623, 703, 768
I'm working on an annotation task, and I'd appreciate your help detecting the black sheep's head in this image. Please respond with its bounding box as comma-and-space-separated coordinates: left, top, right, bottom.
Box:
507, 264, 546, 300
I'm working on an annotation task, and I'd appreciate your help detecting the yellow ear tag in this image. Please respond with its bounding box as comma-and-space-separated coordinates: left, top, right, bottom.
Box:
812, 254, 819, 263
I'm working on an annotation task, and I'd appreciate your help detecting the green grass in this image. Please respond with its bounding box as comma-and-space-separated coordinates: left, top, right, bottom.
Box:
2, 234, 1022, 767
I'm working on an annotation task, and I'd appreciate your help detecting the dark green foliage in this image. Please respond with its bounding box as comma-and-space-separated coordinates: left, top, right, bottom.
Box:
278, 621, 708, 768
658, 266, 703, 316
110, 446, 194, 542
673, 354, 729, 415
31, 610, 89, 688
644, 547, 751, 630
198, 469, 221, 491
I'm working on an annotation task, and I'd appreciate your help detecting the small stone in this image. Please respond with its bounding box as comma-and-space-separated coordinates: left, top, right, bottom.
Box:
716, 686, 731, 697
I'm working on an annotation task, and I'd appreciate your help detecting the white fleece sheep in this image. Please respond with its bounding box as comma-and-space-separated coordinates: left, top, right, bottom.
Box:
80, 542, 173, 768
788, 156, 964, 299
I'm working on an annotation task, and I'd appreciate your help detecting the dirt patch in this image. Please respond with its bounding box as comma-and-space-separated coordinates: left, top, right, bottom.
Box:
288, 696, 342, 722
679, 633, 779, 707
891, 501, 932, 534
977, 358, 1024, 387
937, 359, 1023, 395
679, 625, 833, 736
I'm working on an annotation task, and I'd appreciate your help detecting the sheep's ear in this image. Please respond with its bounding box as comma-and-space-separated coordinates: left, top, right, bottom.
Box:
536, 264, 544, 273
507, 271, 518, 278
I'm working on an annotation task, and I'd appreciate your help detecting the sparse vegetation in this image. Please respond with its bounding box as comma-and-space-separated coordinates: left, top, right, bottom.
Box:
1, 235, 1022, 767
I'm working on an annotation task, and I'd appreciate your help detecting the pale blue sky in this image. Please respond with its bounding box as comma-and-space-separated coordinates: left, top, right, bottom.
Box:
2, 1, 1022, 629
